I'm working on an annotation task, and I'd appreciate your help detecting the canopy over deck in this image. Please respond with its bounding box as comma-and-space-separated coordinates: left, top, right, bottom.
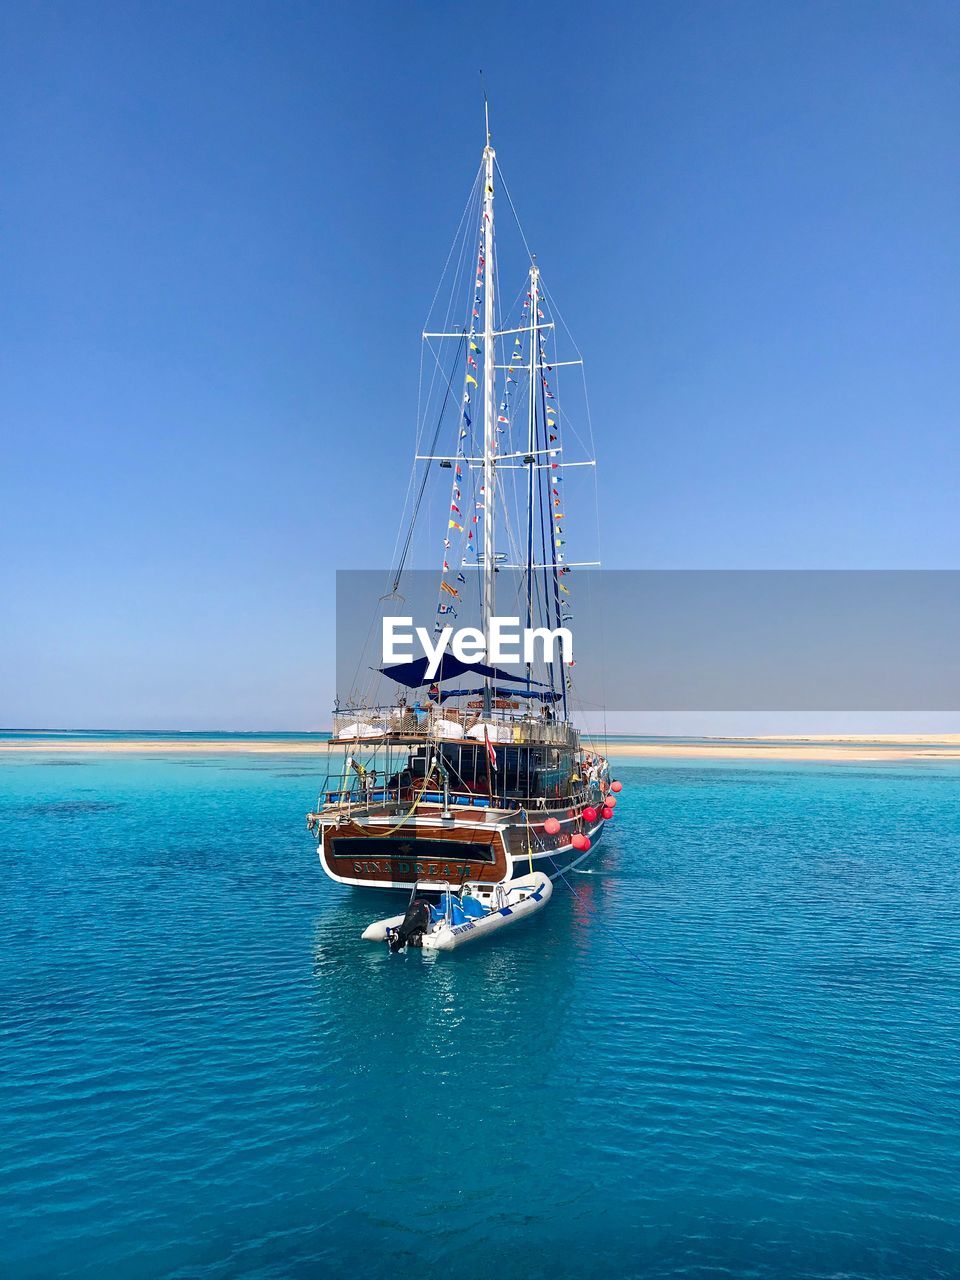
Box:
379, 655, 548, 689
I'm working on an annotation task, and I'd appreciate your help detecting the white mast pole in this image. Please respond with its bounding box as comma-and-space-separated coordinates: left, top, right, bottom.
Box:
524, 262, 539, 641
481, 113, 497, 662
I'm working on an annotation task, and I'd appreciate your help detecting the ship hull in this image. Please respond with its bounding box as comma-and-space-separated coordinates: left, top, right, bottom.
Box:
320, 817, 509, 889
317, 807, 604, 891
506, 820, 604, 880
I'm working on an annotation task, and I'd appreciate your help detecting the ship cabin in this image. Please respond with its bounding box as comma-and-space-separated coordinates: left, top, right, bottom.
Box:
314, 699, 585, 819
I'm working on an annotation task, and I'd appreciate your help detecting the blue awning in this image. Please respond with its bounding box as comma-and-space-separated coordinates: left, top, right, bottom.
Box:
436, 686, 562, 703
379, 655, 548, 689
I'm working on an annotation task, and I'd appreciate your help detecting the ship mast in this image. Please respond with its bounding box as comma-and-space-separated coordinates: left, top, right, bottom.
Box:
524, 261, 539, 690
481, 110, 497, 694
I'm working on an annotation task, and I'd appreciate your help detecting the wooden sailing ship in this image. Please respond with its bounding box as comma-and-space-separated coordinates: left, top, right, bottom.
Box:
308, 110, 618, 893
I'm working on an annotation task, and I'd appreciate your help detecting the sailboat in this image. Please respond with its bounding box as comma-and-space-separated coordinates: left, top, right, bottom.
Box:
307, 111, 621, 903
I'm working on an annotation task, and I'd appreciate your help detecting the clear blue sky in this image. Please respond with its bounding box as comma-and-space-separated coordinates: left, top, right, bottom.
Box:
1, 1, 957, 730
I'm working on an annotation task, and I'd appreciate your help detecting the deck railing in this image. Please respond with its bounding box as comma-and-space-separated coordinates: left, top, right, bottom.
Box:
309, 757, 593, 829
330, 703, 579, 749
312, 782, 594, 822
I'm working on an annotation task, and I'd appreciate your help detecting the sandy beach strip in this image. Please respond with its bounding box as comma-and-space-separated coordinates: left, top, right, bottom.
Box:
1, 735, 958, 762
598, 741, 960, 762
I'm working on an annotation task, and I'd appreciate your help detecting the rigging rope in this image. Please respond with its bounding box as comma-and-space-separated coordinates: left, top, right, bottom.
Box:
392, 332, 467, 594
348, 758, 440, 838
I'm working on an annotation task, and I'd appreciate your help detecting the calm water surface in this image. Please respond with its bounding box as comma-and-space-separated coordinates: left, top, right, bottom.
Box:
2, 747, 959, 1278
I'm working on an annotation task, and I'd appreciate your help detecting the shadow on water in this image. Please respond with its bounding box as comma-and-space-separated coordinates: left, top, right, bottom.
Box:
32, 758, 100, 767
5, 799, 120, 817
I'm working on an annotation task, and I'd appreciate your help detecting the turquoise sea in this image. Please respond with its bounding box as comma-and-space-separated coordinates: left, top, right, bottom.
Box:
2, 737, 959, 1278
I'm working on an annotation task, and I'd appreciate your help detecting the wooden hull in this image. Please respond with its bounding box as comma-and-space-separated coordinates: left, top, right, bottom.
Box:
320, 817, 510, 888
317, 806, 604, 891
507, 818, 605, 879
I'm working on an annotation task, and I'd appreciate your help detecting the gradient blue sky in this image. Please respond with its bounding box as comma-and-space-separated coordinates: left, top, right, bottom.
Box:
2, 1, 957, 730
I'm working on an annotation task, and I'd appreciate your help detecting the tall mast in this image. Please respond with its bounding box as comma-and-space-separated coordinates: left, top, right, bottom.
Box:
524, 262, 540, 689
481, 122, 497, 668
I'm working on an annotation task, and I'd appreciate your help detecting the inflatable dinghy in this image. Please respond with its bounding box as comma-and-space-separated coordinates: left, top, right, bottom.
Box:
362, 873, 552, 952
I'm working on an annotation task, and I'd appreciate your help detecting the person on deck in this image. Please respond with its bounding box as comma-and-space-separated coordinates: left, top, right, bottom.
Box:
396, 695, 417, 733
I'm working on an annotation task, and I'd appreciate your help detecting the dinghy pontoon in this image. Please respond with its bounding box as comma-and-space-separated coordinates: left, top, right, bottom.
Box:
362, 872, 552, 952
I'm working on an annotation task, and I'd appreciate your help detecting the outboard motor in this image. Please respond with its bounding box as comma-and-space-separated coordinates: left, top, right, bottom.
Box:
388, 897, 432, 952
